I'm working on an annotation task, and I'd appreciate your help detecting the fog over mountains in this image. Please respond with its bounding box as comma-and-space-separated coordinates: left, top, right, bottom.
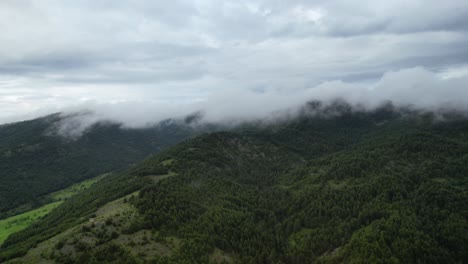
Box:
1, 1, 468, 126
42, 67, 468, 137
1, 2, 468, 263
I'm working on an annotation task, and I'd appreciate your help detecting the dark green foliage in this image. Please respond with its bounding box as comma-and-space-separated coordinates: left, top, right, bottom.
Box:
0, 170, 148, 261
53, 243, 138, 264
0, 114, 196, 217
132, 164, 169, 177
2, 105, 468, 263
132, 111, 467, 263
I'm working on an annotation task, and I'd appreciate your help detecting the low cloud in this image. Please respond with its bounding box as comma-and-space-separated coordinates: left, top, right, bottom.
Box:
1, 1, 467, 130
42, 67, 468, 136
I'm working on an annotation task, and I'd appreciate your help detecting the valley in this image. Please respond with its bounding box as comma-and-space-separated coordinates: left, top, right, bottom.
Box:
1, 106, 466, 263
2, 1, 467, 262
0, 114, 199, 219
0, 174, 105, 245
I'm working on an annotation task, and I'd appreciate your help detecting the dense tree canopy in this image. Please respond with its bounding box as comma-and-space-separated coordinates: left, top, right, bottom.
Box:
1, 105, 467, 263
0, 114, 196, 218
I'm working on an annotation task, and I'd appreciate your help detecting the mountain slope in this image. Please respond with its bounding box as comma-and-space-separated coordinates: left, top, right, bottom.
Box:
1, 107, 467, 263
0, 114, 197, 218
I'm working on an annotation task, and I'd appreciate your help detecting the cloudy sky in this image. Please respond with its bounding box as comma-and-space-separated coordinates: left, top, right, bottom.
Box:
1, 0, 468, 125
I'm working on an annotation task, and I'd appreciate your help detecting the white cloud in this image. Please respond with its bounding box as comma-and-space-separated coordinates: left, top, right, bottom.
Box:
5, 67, 466, 132
0, 1, 467, 125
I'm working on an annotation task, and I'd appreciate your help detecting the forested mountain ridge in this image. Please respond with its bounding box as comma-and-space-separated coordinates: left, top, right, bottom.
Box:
0, 114, 198, 218
1, 105, 467, 263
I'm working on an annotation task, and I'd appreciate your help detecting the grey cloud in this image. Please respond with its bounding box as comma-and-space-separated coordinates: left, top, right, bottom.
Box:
0, 42, 216, 84
47, 67, 468, 137
265, 1, 468, 38
0, 1, 468, 125
388, 52, 468, 71
0, 53, 92, 75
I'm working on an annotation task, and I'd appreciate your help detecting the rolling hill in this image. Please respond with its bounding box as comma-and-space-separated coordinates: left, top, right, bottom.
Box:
0, 113, 199, 219
1, 103, 467, 263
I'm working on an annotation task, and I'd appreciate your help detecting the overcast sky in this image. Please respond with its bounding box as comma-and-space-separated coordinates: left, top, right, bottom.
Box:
1, 0, 468, 125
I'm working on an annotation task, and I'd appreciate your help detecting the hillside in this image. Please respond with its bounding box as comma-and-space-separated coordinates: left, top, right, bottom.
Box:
1, 106, 467, 263
0, 114, 198, 219
0, 174, 105, 245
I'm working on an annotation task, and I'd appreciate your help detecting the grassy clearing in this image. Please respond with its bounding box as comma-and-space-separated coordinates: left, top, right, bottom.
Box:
0, 174, 107, 246
4, 192, 141, 263
149, 172, 177, 183
0, 201, 63, 245
161, 158, 175, 166
51, 174, 107, 201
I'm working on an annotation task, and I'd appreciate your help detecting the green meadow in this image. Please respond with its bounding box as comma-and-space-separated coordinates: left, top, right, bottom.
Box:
51, 174, 107, 201
0, 201, 62, 245
0, 174, 106, 245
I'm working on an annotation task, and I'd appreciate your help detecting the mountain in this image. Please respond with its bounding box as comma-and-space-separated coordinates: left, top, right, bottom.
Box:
1, 105, 467, 263
0, 114, 199, 219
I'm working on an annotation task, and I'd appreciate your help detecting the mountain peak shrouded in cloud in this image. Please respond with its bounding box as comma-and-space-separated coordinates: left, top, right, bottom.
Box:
37, 67, 467, 138
0, 1, 467, 125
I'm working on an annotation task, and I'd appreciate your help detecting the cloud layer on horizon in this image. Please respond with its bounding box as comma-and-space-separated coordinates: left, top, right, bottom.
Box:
47, 67, 468, 135
0, 0, 468, 125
